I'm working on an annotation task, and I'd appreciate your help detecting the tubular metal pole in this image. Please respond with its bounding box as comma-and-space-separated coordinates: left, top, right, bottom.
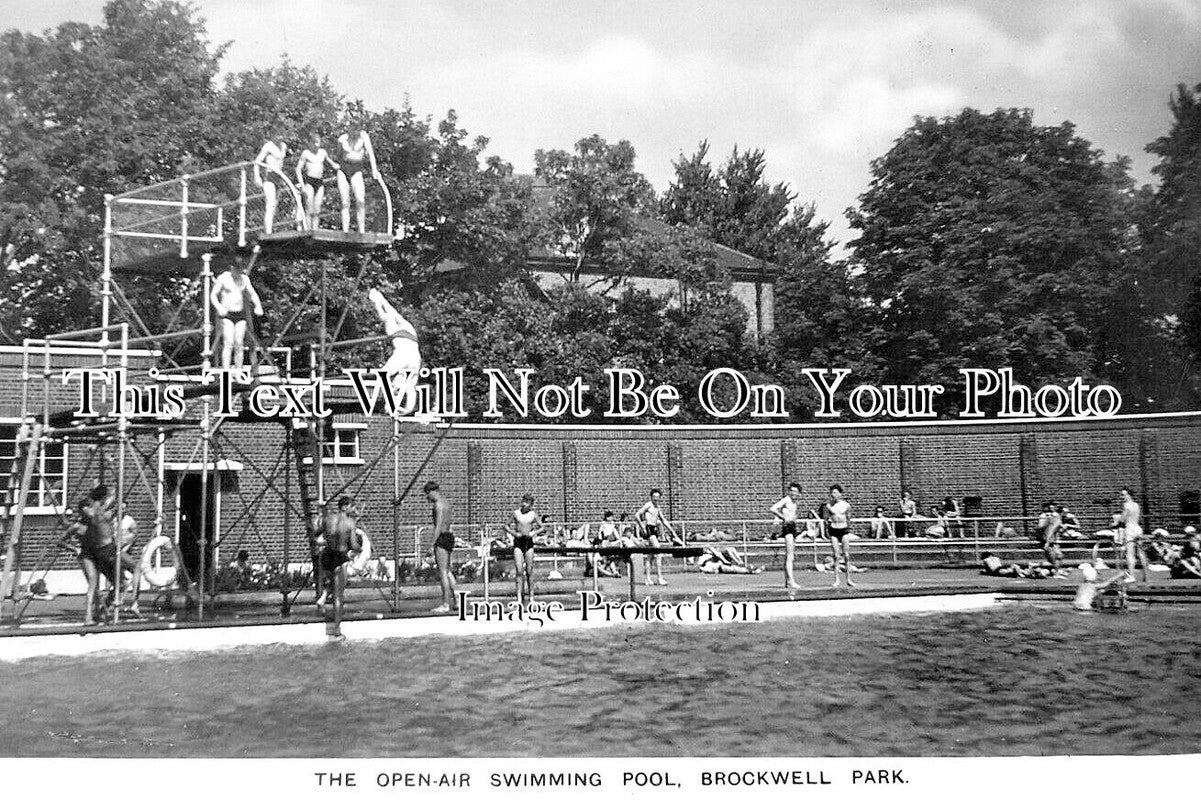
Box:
156, 427, 166, 558
179, 176, 190, 259
42, 339, 50, 430
238, 167, 248, 248
473, 523, 482, 598
20, 340, 30, 424
283, 426, 292, 611
316, 265, 327, 515
101, 195, 113, 361
392, 416, 400, 610
112, 324, 129, 624
197, 253, 213, 621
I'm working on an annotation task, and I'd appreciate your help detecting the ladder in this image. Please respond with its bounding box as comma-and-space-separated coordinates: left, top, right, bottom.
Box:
288, 417, 326, 575
0, 423, 44, 618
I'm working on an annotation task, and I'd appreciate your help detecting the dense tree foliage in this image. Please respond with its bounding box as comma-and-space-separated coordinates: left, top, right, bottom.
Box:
847, 109, 1135, 411
0, 0, 224, 338
1136, 83, 1201, 407
663, 142, 859, 417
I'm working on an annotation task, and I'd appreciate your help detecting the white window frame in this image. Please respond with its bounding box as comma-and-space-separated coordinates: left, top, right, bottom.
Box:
0, 417, 69, 515
306, 422, 366, 467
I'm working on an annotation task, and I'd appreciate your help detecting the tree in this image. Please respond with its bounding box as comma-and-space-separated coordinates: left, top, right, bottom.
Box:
211, 58, 343, 166
388, 108, 533, 283
533, 134, 653, 284
0, 0, 225, 340
662, 142, 796, 261
1136, 82, 1201, 406
848, 108, 1135, 410
663, 142, 852, 419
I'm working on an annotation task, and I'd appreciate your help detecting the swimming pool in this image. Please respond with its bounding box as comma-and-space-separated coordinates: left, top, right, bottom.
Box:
2, 602, 1198, 757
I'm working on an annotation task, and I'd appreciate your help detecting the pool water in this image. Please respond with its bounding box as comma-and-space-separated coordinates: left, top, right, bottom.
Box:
2, 603, 1199, 757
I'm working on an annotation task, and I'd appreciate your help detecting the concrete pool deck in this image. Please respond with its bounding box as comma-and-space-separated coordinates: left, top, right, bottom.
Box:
3, 566, 1199, 641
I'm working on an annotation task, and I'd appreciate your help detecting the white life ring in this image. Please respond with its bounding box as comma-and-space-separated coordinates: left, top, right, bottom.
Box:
348, 529, 372, 576
139, 534, 180, 589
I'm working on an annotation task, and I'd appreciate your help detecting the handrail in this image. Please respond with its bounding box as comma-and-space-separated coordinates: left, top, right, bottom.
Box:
109, 161, 309, 264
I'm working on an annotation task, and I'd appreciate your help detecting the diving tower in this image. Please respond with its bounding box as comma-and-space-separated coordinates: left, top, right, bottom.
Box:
2, 155, 444, 630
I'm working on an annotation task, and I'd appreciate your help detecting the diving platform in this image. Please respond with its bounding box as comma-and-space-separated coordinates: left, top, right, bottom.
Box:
106, 159, 394, 274
257, 229, 394, 254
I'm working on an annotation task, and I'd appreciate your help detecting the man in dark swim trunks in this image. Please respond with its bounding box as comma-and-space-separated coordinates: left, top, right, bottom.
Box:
823, 484, 856, 589
318, 496, 362, 618
424, 481, 457, 612
635, 488, 678, 586
79, 485, 141, 623
506, 493, 543, 603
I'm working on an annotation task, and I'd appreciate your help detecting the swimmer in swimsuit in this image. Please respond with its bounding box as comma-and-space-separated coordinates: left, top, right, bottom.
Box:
337, 130, 381, 234
506, 493, 543, 603
1117, 487, 1147, 582
78, 485, 141, 623
823, 483, 855, 588
424, 480, 457, 612
769, 482, 804, 589
209, 257, 264, 371
253, 138, 288, 234
634, 488, 677, 586
368, 287, 421, 415
316, 496, 363, 618
295, 133, 339, 230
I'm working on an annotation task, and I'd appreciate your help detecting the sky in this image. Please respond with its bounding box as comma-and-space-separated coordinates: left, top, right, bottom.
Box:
9, 0, 1201, 249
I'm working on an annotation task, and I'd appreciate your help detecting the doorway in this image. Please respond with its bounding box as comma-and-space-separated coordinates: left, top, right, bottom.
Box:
177, 473, 219, 583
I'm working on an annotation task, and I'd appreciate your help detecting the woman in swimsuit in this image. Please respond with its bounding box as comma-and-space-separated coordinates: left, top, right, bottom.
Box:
336, 130, 381, 233
253, 138, 288, 234
295, 133, 339, 230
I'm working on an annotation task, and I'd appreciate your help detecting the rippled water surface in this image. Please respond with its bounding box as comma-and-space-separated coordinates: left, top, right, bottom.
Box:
2, 604, 1200, 757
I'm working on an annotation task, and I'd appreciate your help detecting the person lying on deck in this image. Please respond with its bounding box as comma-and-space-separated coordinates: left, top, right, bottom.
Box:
980, 552, 1062, 579
1173, 535, 1201, 579
698, 546, 762, 574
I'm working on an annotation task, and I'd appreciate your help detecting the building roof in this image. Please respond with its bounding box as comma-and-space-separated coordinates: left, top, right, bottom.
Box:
436, 176, 780, 283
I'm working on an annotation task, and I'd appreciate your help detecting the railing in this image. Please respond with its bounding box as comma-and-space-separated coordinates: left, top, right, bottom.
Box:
360, 513, 1170, 587
107, 161, 305, 270
104, 159, 396, 272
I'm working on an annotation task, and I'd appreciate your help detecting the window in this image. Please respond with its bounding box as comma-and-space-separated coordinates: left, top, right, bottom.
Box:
320, 424, 364, 465
1180, 491, 1200, 528
0, 422, 68, 512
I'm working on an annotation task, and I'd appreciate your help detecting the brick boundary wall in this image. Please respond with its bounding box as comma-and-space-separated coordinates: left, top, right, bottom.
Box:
7, 414, 1201, 569
4, 344, 1201, 570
